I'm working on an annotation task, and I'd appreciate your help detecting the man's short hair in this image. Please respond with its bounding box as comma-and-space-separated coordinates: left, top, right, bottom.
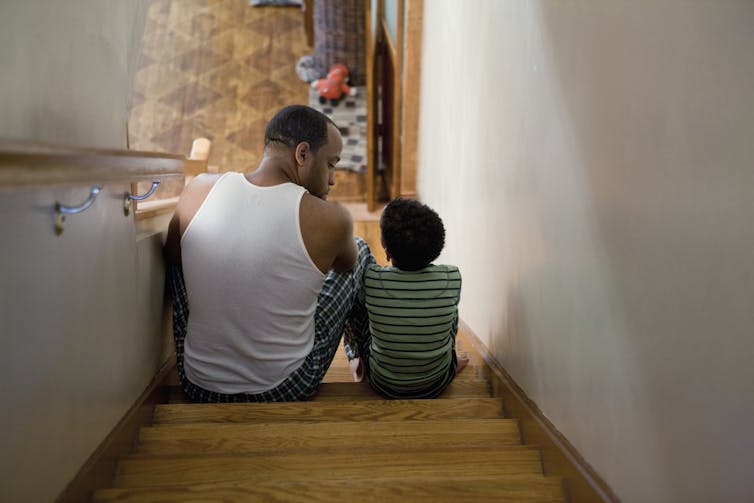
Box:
380, 198, 446, 271
264, 105, 336, 152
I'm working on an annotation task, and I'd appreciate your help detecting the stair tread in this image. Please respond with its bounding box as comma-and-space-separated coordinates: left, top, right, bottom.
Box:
137, 418, 522, 454
115, 448, 544, 487
153, 397, 505, 424
313, 380, 491, 400
321, 366, 485, 383
167, 366, 485, 386
143, 418, 518, 436
95, 476, 565, 502
164, 378, 491, 403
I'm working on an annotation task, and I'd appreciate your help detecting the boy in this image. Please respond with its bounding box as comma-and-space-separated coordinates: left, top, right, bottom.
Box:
347, 198, 466, 399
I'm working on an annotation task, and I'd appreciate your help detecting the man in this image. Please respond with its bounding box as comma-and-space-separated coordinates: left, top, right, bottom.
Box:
165, 105, 374, 402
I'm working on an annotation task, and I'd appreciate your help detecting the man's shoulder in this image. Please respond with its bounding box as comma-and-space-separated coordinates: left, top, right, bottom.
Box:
300, 194, 352, 229
187, 172, 224, 191
174, 173, 226, 234
176, 173, 223, 208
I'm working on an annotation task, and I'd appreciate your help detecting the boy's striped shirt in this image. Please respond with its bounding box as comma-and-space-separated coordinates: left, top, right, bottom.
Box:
364, 264, 462, 398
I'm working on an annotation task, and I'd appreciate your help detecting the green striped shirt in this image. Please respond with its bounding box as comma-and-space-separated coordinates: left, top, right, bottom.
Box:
364, 264, 462, 398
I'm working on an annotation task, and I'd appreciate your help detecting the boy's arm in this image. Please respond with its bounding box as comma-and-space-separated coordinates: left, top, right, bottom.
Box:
451, 268, 462, 342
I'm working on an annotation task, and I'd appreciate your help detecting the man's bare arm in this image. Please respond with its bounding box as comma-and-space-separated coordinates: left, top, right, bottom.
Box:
163, 174, 220, 267
300, 195, 358, 273
330, 205, 357, 272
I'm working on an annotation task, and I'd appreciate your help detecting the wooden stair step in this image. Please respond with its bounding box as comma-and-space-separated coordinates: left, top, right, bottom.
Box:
322, 365, 485, 383
153, 397, 505, 424
168, 363, 484, 386
95, 476, 565, 502
165, 379, 490, 403
312, 380, 491, 400
114, 448, 544, 487
137, 418, 522, 455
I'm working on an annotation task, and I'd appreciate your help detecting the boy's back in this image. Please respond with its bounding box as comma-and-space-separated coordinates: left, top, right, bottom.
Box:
364, 263, 461, 399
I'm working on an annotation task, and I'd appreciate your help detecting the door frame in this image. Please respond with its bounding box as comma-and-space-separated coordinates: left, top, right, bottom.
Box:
366, 0, 423, 210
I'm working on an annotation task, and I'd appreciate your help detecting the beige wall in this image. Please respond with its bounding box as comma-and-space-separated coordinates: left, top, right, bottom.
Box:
0, 186, 166, 503
0, 2, 156, 502
0, 1, 148, 148
418, 2, 754, 502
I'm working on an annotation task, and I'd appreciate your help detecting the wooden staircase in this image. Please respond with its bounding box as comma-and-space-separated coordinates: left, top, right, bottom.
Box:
90, 330, 566, 502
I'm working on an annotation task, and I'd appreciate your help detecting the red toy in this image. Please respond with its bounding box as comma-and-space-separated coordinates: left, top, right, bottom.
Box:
312, 63, 357, 106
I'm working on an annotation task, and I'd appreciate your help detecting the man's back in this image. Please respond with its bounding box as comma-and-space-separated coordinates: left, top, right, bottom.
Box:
166, 173, 355, 276
180, 172, 324, 394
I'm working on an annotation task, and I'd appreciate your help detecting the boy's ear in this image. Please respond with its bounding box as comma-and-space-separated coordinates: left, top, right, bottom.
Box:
381, 237, 392, 262
384, 248, 392, 262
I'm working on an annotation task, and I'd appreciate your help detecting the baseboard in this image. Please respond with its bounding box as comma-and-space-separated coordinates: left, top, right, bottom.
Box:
459, 320, 621, 503
55, 355, 176, 503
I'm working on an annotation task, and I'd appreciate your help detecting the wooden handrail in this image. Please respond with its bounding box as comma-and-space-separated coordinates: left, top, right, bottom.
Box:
134, 197, 181, 221
0, 139, 186, 187
1, 138, 215, 225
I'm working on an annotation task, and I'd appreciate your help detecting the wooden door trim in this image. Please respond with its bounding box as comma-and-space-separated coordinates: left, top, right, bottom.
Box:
368, 0, 421, 208
382, 14, 403, 201
399, 0, 422, 199
365, 0, 377, 211
303, 0, 314, 46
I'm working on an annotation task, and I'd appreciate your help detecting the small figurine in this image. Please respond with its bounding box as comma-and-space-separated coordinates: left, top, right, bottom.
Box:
312, 63, 357, 106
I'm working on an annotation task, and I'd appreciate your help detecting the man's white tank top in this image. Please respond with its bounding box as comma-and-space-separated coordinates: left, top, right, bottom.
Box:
181, 172, 325, 394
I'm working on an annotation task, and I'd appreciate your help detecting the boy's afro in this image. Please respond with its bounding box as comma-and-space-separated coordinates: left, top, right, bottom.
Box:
380, 198, 445, 271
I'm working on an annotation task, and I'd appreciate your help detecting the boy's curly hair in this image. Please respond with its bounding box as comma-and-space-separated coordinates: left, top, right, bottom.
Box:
380, 198, 445, 271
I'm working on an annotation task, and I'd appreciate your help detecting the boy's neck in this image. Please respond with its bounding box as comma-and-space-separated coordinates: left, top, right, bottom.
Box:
391, 261, 430, 272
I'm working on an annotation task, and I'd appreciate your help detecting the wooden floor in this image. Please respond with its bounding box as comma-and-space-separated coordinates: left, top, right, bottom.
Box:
130, 0, 367, 203
130, 0, 309, 172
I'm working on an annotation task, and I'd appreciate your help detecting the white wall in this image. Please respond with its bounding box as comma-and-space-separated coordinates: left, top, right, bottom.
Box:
0, 1, 148, 148
0, 2, 156, 502
418, 2, 754, 502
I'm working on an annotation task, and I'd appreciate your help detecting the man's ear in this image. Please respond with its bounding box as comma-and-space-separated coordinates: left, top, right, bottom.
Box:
294, 141, 311, 167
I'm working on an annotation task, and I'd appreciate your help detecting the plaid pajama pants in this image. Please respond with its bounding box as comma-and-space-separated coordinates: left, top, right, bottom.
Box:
168, 237, 375, 402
